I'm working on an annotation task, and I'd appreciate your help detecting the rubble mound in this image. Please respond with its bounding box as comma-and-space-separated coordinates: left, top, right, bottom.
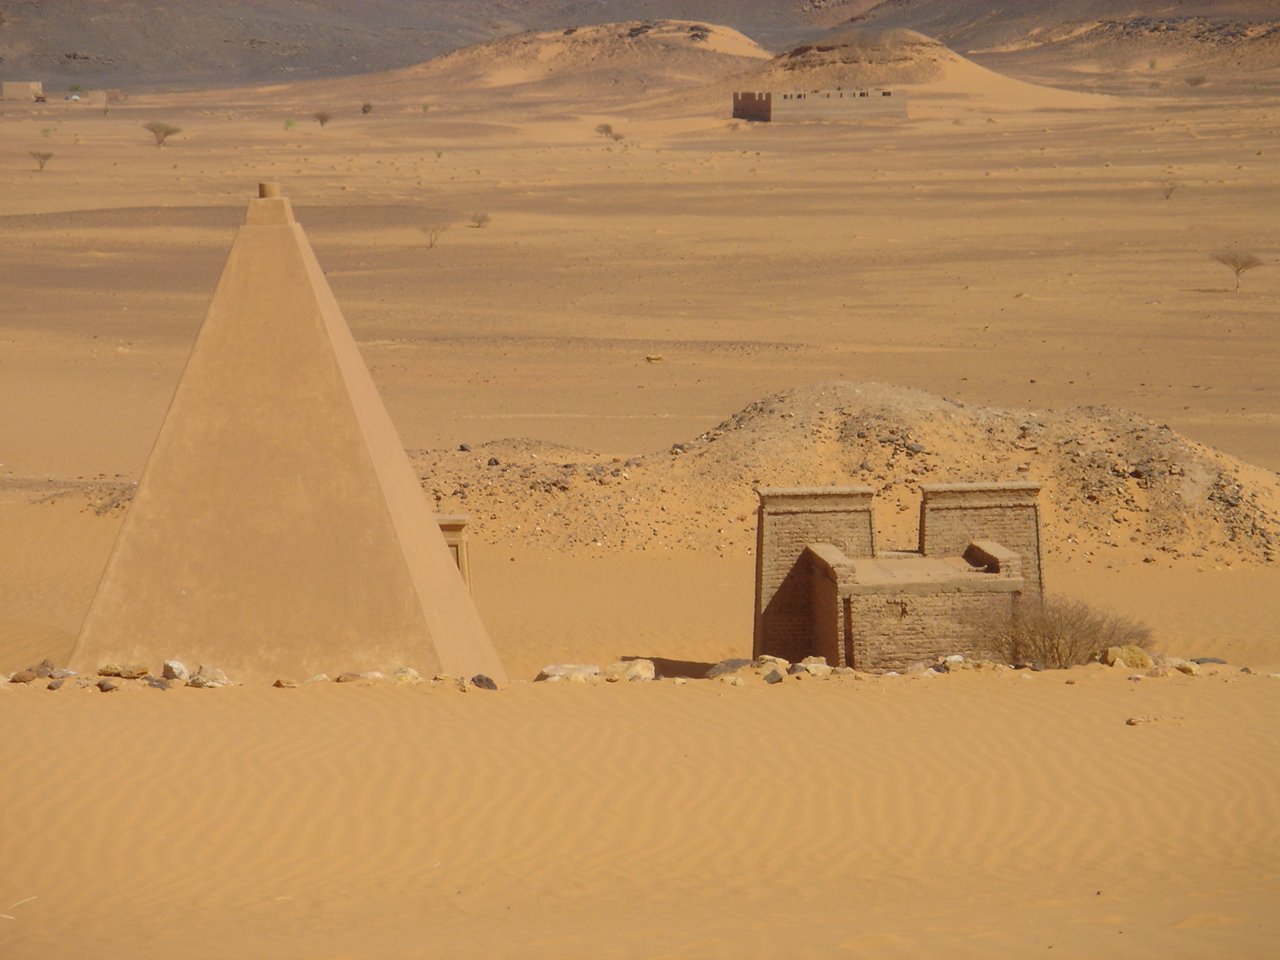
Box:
408, 382, 1279, 565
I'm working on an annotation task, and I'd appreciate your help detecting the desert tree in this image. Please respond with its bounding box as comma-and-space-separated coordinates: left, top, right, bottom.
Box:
30, 151, 53, 171
1212, 250, 1264, 293
420, 221, 450, 249
143, 121, 181, 147
594, 123, 614, 138
314, 111, 332, 127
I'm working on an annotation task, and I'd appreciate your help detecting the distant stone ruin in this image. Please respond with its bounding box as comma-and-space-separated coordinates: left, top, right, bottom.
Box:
754, 483, 1042, 671
733, 88, 906, 123
1, 81, 44, 101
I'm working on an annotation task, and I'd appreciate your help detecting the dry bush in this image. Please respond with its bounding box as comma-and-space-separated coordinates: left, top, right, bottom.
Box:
143, 121, 181, 147
1212, 250, 1264, 293
984, 597, 1151, 669
469, 212, 491, 229
361, 102, 373, 115
30, 151, 53, 171
1161, 181, 1178, 200
314, 111, 332, 127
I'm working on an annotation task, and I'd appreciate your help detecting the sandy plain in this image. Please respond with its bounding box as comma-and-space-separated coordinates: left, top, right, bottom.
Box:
1, 25, 1278, 959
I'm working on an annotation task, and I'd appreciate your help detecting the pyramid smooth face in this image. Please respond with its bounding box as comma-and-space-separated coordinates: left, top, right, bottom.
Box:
71, 185, 507, 683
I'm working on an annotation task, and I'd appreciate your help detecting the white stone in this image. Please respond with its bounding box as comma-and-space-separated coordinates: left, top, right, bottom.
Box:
162, 660, 189, 681
536, 664, 600, 682
603, 659, 655, 682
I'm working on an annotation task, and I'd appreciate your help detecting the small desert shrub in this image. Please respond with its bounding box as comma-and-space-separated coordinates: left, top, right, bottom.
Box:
594, 123, 614, 138
30, 151, 53, 171
1186, 75, 1209, 87
469, 212, 491, 229
283, 118, 296, 130
314, 111, 332, 127
143, 121, 181, 147
984, 597, 1151, 669
1161, 181, 1178, 200
1212, 250, 1264, 293
361, 102, 373, 115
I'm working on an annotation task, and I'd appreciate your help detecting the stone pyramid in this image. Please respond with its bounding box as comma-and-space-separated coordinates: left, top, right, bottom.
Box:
71, 184, 507, 683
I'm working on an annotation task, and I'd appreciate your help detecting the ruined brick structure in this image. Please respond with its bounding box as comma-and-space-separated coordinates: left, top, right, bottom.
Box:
754, 483, 1042, 671
1, 81, 43, 101
733, 88, 906, 123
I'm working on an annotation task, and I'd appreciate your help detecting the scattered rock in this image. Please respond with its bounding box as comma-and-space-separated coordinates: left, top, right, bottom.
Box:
47, 678, 65, 691
1126, 715, 1163, 726
719, 675, 745, 686
99, 663, 149, 679
49, 668, 77, 679
603, 659, 655, 682
470, 674, 498, 690
390, 666, 423, 685
9, 669, 36, 685
30, 658, 56, 678
536, 664, 600, 682
97, 678, 119, 693
705, 658, 753, 680
188, 665, 231, 688
1103, 645, 1153, 670
672, 677, 689, 686
1191, 657, 1226, 665
761, 666, 787, 685
162, 660, 189, 682
788, 657, 832, 679
304, 674, 330, 684
144, 677, 172, 690
273, 679, 298, 689
1167, 658, 1200, 676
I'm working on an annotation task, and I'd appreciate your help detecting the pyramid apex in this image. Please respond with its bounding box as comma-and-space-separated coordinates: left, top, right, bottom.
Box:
246, 182, 294, 225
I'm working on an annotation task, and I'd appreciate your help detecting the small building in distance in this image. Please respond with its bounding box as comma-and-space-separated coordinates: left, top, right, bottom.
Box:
2, 81, 44, 101
733, 88, 906, 123
754, 482, 1043, 671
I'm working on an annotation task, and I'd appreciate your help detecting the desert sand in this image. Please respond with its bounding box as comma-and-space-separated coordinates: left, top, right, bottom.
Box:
1, 19, 1277, 959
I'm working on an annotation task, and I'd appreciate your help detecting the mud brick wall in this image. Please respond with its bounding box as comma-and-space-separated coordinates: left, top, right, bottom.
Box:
848, 589, 1018, 672
732, 92, 772, 122
754, 487, 874, 661
919, 483, 1043, 597
772, 89, 906, 121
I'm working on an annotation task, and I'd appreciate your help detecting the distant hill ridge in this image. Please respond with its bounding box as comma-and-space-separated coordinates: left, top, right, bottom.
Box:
0, 0, 1269, 89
